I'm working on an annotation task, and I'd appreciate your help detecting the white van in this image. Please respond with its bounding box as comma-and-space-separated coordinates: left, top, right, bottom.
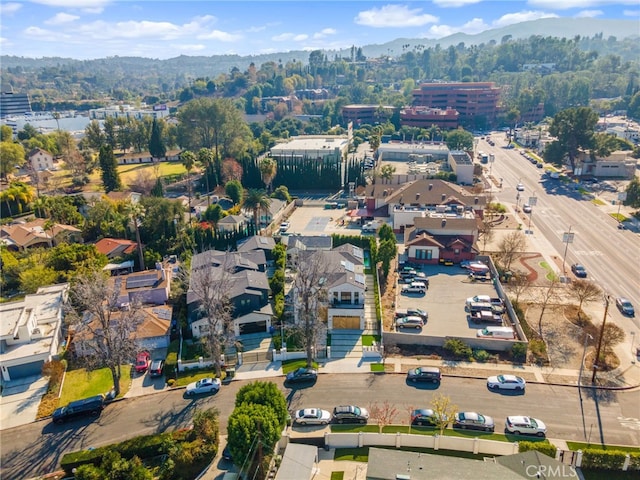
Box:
477, 326, 516, 339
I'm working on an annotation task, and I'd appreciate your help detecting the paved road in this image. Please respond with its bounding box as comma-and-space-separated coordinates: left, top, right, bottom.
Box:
2, 375, 638, 480
483, 135, 640, 335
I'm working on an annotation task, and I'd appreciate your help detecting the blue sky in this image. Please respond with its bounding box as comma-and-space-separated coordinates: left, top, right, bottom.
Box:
1, 0, 639, 60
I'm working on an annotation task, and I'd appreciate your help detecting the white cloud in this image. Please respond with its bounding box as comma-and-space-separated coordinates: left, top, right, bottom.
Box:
313, 28, 337, 39
355, 4, 438, 28
493, 10, 559, 27
623, 9, 640, 16
423, 17, 489, 38
172, 44, 206, 52
0, 2, 22, 15
528, 0, 639, 10
432, 0, 481, 7
45, 12, 80, 25
575, 9, 603, 17
199, 30, 243, 42
272, 32, 296, 42
24, 25, 72, 41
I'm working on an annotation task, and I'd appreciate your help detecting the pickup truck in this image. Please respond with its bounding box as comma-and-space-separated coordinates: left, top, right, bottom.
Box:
466, 295, 504, 312
471, 310, 503, 324
362, 221, 383, 233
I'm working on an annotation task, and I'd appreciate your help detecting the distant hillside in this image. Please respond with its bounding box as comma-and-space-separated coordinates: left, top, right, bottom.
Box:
1, 17, 638, 79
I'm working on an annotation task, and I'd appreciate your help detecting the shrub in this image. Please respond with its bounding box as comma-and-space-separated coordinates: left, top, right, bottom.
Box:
519, 441, 557, 458
164, 340, 179, 380
528, 339, 548, 363
443, 338, 472, 360
511, 343, 527, 363
472, 349, 491, 362
582, 449, 640, 471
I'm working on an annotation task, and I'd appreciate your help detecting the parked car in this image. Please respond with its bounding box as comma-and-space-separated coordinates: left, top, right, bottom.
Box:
395, 308, 428, 321
505, 416, 547, 437
487, 374, 526, 391
185, 377, 221, 396
411, 408, 444, 427
401, 284, 426, 295
332, 405, 369, 424
149, 359, 165, 377
294, 408, 332, 425
523, 204, 532, 213
135, 351, 151, 373
279, 221, 290, 232
52, 395, 105, 424
571, 264, 587, 278
516, 183, 525, 191
406, 366, 441, 384
453, 412, 495, 432
616, 297, 635, 316
396, 316, 425, 330
222, 444, 233, 461
285, 367, 318, 384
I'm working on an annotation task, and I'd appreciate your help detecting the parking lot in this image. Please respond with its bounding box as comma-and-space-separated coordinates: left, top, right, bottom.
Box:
394, 264, 504, 339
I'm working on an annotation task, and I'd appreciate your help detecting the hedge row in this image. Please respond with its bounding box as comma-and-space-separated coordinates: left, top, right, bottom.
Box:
60, 431, 177, 474
582, 449, 640, 471
518, 440, 557, 458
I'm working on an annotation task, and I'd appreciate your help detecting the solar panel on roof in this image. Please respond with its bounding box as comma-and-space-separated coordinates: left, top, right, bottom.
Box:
126, 273, 158, 289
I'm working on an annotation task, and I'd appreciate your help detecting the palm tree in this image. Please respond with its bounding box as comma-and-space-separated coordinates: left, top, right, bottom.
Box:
181, 151, 196, 222
197, 147, 215, 205
259, 158, 277, 193
243, 189, 271, 233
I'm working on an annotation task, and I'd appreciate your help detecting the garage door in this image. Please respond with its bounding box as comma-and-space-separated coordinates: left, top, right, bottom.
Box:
7, 360, 44, 380
333, 316, 361, 329
239, 321, 267, 335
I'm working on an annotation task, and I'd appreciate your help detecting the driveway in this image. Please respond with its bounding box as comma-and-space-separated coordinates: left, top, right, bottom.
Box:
0, 375, 49, 430
125, 347, 169, 398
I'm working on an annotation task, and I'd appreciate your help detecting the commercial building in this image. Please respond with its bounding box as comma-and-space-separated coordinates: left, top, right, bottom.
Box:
0, 91, 32, 118
89, 104, 170, 121
400, 106, 459, 130
341, 104, 395, 126
412, 82, 501, 125
269, 135, 349, 162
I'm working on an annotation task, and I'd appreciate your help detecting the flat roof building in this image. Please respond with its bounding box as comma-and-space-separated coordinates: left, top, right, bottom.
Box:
0, 91, 32, 118
412, 82, 500, 125
400, 106, 459, 130
342, 104, 395, 126
269, 135, 349, 162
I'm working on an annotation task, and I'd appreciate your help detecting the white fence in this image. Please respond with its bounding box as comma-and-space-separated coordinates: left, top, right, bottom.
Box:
324, 431, 519, 456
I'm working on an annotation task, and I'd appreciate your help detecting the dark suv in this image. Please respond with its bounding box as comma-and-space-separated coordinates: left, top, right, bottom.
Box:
407, 366, 442, 384
332, 405, 369, 424
52, 395, 105, 424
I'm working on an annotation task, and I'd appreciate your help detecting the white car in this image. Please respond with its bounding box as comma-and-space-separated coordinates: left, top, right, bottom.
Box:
185, 377, 221, 396
523, 204, 532, 213
294, 408, 332, 425
516, 183, 525, 191
280, 222, 290, 231
505, 416, 547, 437
487, 374, 526, 391
466, 295, 491, 307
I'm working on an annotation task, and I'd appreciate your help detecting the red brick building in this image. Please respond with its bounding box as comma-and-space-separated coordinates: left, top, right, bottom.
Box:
341, 104, 395, 126
412, 82, 501, 125
400, 106, 459, 130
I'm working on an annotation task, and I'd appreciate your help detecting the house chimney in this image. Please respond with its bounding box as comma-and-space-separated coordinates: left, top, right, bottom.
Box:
441, 193, 446, 201
416, 193, 420, 201
474, 197, 479, 204
442, 219, 447, 227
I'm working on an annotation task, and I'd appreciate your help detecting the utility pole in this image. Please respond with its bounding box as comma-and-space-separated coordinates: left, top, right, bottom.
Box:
561, 226, 574, 275
592, 295, 610, 384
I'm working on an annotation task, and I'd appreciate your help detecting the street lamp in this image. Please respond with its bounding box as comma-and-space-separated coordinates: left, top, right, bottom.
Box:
561, 227, 574, 276
592, 295, 611, 384
578, 333, 593, 387
526, 193, 537, 234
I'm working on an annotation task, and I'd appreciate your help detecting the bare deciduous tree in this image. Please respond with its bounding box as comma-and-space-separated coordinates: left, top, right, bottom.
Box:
599, 323, 625, 357
70, 270, 145, 396
187, 258, 233, 377
369, 400, 398, 434
497, 231, 527, 271
289, 251, 331, 367
478, 215, 495, 254
430, 393, 457, 435
508, 272, 532, 306
570, 280, 602, 322
534, 278, 559, 337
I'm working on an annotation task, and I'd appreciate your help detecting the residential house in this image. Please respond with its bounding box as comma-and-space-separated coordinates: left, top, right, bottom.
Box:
0, 218, 82, 250
187, 250, 272, 337
291, 244, 367, 331
115, 149, 182, 165
110, 265, 172, 307
105, 191, 142, 204
28, 148, 55, 171
577, 150, 636, 178
364, 179, 486, 232
218, 214, 248, 233
237, 235, 277, 257
283, 235, 333, 256
274, 443, 318, 480
251, 198, 286, 227
403, 216, 479, 265
95, 238, 138, 260
71, 305, 172, 357
0, 284, 69, 381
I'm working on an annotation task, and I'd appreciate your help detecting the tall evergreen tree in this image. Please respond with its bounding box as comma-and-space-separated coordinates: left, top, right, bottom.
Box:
98, 144, 122, 192
148, 118, 166, 160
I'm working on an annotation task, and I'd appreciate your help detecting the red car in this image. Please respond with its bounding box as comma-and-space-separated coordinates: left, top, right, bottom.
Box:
135, 351, 151, 373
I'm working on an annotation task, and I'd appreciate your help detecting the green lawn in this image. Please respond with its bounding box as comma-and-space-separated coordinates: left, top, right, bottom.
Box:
281, 359, 318, 374
330, 473, 344, 480
566, 441, 640, 453
173, 369, 219, 387
59, 366, 131, 404
370, 363, 385, 373
361, 335, 380, 347
334, 446, 488, 462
